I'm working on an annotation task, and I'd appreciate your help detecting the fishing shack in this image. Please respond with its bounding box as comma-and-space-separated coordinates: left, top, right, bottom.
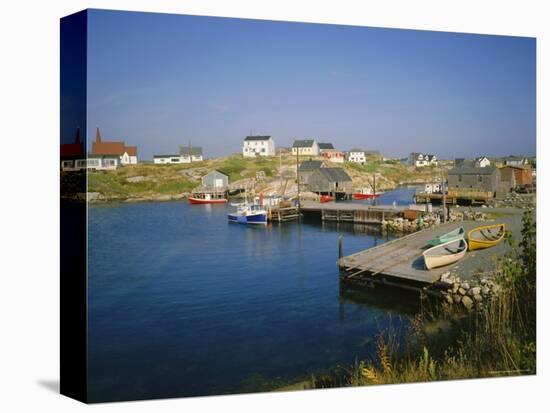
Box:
306, 167, 353, 200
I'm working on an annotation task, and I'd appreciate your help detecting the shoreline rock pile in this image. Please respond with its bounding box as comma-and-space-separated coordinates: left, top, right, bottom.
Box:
439, 272, 501, 310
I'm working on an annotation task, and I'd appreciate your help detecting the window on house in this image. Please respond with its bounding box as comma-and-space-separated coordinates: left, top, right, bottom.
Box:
478, 175, 483, 182
458, 175, 462, 182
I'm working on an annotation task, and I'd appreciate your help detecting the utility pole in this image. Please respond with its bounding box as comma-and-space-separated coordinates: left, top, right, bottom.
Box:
296, 148, 300, 209
279, 149, 283, 188
441, 167, 447, 222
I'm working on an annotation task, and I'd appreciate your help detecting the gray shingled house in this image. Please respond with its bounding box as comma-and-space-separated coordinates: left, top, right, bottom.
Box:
306, 167, 352, 199
298, 160, 325, 186
447, 165, 500, 195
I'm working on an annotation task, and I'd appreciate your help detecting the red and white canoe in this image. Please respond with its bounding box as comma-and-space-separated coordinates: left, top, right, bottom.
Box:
188, 197, 227, 205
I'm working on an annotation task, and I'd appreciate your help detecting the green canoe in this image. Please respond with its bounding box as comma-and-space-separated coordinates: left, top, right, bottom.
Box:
427, 227, 465, 247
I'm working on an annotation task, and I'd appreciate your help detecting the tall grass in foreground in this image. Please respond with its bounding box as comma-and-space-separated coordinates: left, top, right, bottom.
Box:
313, 209, 536, 388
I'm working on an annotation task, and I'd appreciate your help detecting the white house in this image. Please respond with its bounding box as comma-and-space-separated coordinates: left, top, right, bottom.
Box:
409, 153, 438, 167
292, 139, 320, 156
503, 156, 529, 166
346, 149, 366, 165
475, 156, 491, 168
424, 182, 443, 194
179, 146, 204, 162
242, 135, 276, 157
153, 154, 185, 164
318, 143, 335, 154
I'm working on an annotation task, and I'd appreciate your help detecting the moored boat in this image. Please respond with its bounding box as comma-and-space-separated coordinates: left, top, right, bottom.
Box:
427, 227, 465, 247
227, 203, 267, 225
423, 238, 467, 270
320, 195, 333, 203
467, 224, 505, 251
188, 195, 227, 204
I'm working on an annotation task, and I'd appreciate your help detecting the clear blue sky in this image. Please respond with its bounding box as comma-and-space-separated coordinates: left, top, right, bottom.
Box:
85, 9, 536, 160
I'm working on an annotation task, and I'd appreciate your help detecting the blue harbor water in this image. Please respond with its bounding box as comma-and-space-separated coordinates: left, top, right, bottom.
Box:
88, 187, 419, 402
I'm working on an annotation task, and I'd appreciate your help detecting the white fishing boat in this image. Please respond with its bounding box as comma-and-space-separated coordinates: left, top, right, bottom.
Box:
423, 238, 467, 270
227, 203, 267, 225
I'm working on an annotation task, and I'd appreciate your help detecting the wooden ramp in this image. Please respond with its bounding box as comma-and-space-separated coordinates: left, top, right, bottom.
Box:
338, 221, 488, 287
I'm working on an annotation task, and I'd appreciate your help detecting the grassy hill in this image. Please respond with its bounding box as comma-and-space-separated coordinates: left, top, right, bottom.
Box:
79, 153, 443, 201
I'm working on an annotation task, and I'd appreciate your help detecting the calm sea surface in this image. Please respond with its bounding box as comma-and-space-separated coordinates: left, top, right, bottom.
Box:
88, 187, 420, 402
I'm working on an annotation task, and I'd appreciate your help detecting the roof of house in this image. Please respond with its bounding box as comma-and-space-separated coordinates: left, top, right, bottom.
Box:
179, 146, 203, 156
293, 139, 316, 148
299, 160, 324, 171
60, 128, 84, 158
92, 141, 126, 156
203, 169, 228, 177
318, 143, 334, 150
244, 135, 271, 141
449, 165, 497, 175
316, 167, 352, 182
125, 146, 137, 156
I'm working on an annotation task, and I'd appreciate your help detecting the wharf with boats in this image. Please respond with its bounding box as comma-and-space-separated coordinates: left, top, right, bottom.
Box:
337, 220, 512, 294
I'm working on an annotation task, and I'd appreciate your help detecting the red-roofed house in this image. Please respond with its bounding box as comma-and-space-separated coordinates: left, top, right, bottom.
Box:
91, 127, 138, 164
60, 128, 85, 170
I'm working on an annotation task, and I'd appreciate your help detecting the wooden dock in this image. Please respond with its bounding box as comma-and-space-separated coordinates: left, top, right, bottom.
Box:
301, 201, 406, 224
338, 221, 494, 292
415, 191, 492, 206
268, 206, 301, 222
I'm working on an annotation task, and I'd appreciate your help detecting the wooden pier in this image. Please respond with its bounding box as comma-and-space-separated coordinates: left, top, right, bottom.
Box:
415, 190, 492, 206
301, 201, 406, 224
337, 221, 494, 292
268, 206, 301, 222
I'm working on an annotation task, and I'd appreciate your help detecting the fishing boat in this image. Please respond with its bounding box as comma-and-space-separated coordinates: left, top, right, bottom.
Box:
467, 224, 505, 251
423, 238, 467, 270
427, 227, 465, 247
188, 194, 227, 204
227, 203, 267, 225
353, 193, 381, 200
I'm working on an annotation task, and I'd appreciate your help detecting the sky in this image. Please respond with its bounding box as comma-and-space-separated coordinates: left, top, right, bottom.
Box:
80, 9, 536, 160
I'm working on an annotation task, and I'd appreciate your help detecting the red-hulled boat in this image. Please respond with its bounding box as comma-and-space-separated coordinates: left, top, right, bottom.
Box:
320, 195, 333, 203
188, 194, 227, 204
353, 193, 381, 200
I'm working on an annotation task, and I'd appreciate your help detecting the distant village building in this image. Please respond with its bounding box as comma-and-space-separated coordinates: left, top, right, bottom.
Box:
153, 154, 186, 164
475, 157, 491, 168
242, 135, 276, 157
298, 160, 325, 186
153, 145, 203, 164
86, 155, 120, 170
91, 127, 138, 165
454, 158, 466, 167
306, 168, 353, 199
409, 153, 437, 167
179, 145, 203, 162
498, 167, 517, 193
321, 149, 345, 163
346, 149, 366, 165
424, 182, 443, 194
499, 166, 533, 188
318, 143, 335, 154
201, 170, 229, 188
292, 140, 320, 156
502, 156, 529, 167
60, 128, 85, 171
447, 165, 500, 194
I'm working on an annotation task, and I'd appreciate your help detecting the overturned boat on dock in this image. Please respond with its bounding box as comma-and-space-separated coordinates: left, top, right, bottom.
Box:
423, 238, 467, 270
